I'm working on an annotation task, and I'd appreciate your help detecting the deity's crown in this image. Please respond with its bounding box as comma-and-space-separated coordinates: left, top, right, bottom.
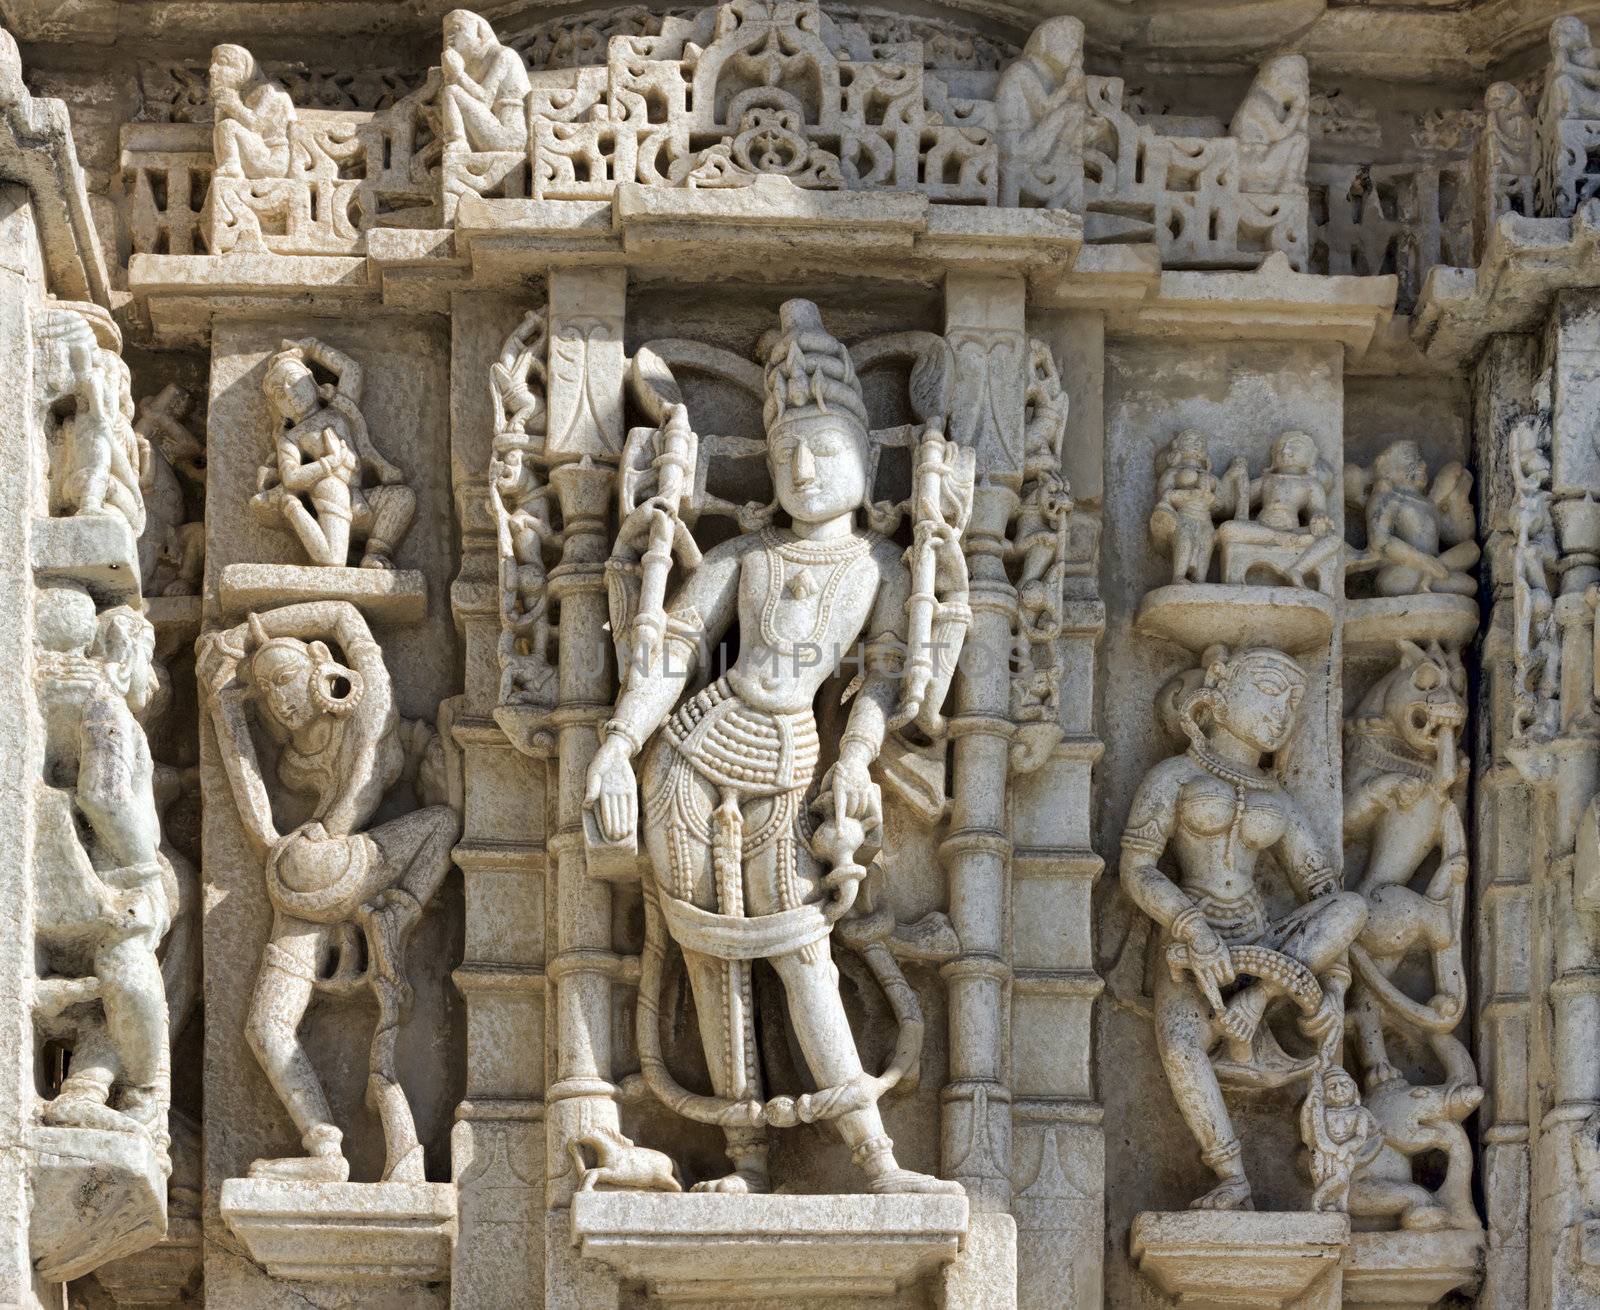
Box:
759, 299, 870, 438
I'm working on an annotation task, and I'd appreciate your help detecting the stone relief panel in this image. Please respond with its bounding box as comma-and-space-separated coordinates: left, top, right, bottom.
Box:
114, 3, 1312, 271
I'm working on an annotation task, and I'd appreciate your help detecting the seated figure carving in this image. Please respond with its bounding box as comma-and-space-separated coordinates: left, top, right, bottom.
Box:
1216, 431, 1341, 593
251, 337, 415, 570
1345, 440, 1477, 598
1120, 646, 1368, 1210
1547, 16, 1600, 121
211, 43, 295, 180
440, 10, 530, 153
199, 601, 459, 1183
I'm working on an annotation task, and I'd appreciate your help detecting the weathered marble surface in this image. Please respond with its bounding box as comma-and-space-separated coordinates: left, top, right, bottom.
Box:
8, 3, 1600, 1308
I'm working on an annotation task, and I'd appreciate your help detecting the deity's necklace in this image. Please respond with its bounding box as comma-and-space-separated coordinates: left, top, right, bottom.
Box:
1187, 740, 1274, 860
758, 528, 870, 650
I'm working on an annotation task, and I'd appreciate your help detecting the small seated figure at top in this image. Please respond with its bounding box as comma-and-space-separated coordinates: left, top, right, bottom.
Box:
1220, 430, 1341, 592
1230, 54, 1309, 194
1347, 440, 1477, 598
1151, 431, 1224, 585
211, 44, 295, 180
1547, 16, 1600, 121
440, 10, 531, 153
251, 337, 416, 570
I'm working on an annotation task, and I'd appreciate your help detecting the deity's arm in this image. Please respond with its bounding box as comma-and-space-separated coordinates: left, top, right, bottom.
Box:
205, 685, 282, 855
1118, 761, 1197, 931
605, 535, 744, 756
1431, 463, 1476, 546
487, 48, 531, 104
275, 430, 336, 492
295, 338, 363, 404
1278, 796, 1340, 900
840, 545, 912, 773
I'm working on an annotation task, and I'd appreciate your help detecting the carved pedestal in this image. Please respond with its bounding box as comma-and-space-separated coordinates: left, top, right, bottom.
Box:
219, 1179, 456, 1282
1131, 1211, 1348, 1309
28, 1126, 168, 1284
92, 1216, 203, 1306
571, 1192, 969, 1305
217, 562, 428, 622
1341, 1228, 1483, 1308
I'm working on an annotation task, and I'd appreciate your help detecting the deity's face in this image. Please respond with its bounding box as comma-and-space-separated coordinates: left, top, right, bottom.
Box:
1215, 654, 1304, 754
768, 412, 868, 526
1554, 16, 1590, 58
444, 10, 490, 57
212, 45, 252, 91
1271, 432, 1317, 475
1375, 440, 1428, 493
1171, 432, 1209, 470
253, 644, 319, 732
1325, 1070, 1359, 1108
265, 360, 319, 423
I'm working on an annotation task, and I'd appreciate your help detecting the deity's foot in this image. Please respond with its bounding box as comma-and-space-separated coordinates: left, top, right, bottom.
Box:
867, 1168, 965, 1196
1400, 1204, 1451, 1232
1190, 1177, 1254, 1211
247, 1152, 350, 1183
690, 1168, 770, 1194
358, 552, 396, 570
1212, 1024, 1315, 1091
42, 1092, 134, 1135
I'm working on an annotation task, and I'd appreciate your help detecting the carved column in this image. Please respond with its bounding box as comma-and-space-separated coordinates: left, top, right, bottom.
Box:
1528, 291, 1600, 1310
541, 268, 627, 1309
449, 291, 549, 1307
1009, 310, 1105, 1310
941, 272, 1025, 1212
0, 184, 44, 1309
1473, 332, 1537, 1310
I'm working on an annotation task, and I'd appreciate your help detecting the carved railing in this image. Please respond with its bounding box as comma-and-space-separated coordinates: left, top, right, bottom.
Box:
1309, 161, 1472, 311
118, 0, 1313, 271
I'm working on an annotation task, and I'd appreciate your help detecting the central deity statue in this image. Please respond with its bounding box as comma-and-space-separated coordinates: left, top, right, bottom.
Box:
585, 300, 966, 1197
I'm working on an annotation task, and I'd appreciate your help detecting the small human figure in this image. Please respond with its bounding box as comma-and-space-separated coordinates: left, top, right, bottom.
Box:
34, 309, 145, 534
135, 385, 206, 597
1224, 431, 1341, 590
995, 16, 1085, 208
211, 44, 295, 180
1512, 409, 1559, 736
1301, 1066, 1380, 1213
439, 10, 531, 153
199, 601, 459, 1183
33, 588, 174, 1142
1348, 440, 1478, 597
251, 337, 416, 570
1151, 431, 1222, 584
1547, 17, 1600, 121
1014, 343, 1072, 636
1231, 55, 1309, 194
490, 437, 560, 704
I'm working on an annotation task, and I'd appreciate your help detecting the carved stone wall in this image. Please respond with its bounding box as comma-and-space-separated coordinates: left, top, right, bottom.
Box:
11, 3, 1600, 1308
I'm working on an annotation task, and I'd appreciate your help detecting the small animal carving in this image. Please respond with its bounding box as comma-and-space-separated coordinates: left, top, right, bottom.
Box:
570, 1125, 682, 1193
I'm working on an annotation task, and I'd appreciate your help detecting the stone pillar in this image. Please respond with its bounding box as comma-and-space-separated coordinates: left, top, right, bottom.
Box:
541, 268, 626, 1310
941, 272, 1025, 1213
1009, 309, 1104, 1310
448, 292, 549, 1308
1529, 290, 1600, 1310
1472, 331, 1537, 1310
0, 182, 46, 1310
